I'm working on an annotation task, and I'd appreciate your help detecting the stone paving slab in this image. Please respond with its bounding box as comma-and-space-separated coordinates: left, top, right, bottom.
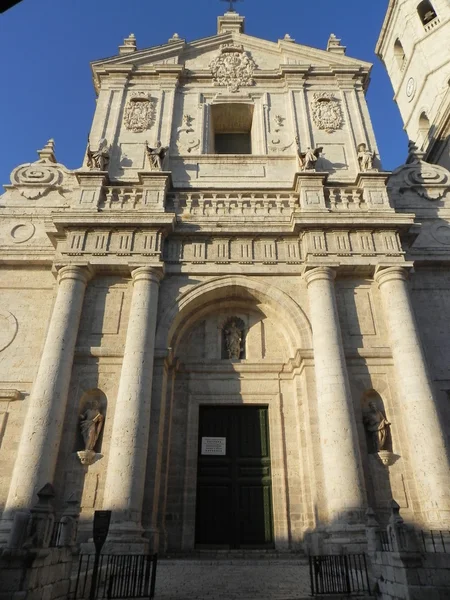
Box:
153, 559, 311, 600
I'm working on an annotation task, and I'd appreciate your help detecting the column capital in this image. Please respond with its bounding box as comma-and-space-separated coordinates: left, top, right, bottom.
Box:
304, 266, 337, 286
56, 263, 94, 285
374, 265, 410, 287
131, 265, 164, 285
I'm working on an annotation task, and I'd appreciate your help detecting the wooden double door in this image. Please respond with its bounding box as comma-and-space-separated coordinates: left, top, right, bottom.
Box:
195, 406, 274, 548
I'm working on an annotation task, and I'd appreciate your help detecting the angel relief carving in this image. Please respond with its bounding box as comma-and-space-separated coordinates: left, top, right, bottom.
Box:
210, 44, 256, 93
311, 92, 343, 133
123, 92, 155, 133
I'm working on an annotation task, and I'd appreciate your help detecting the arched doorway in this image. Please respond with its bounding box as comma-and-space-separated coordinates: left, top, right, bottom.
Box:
154, 276, 312, 551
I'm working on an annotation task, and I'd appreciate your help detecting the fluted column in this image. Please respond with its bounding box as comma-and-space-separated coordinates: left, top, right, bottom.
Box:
1, 265, 91, 533
375, 267, 450, 523
103, 266, 162, 544
305, 267, 365, 524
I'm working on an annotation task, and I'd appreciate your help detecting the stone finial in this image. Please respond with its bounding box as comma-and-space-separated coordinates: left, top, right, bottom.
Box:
365, 507, 380, 528
168, 33, 182, 43
218, 11, 245, 34
283, 34, 295, 42
119, 33, 137, 54
327, 33, 346, 54
37, 139, 57, 163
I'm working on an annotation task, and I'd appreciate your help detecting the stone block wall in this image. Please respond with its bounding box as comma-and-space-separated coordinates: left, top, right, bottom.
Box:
371, 550, 450, 600
0, 547, 73, 600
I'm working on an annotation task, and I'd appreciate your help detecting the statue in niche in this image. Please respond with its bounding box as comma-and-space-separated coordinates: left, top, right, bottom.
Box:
223, 319, 244, 359
145, 140, 168, 171
79, 400, 104, 452
86, 138, 110, 171
295, 137, 323, 171
363, 401, 390, 453
357, 143, 377, 172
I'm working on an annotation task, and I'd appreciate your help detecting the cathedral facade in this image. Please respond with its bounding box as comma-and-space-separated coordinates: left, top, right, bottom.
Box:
0, 6, 449, 554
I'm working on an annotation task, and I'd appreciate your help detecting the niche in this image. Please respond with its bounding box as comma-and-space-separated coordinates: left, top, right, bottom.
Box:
221, 317, 246, 359
75, 388, 107, 454
362, 390, 392, 454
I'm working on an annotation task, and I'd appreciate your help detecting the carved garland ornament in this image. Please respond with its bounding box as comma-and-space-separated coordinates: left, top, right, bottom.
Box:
210, 44, 256, 93
311, 92, 343, 133
123, 92, 155, 133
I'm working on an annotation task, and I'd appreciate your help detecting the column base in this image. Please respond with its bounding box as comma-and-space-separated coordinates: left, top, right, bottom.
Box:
322, 523, 367, 554
102, 521, 149, 554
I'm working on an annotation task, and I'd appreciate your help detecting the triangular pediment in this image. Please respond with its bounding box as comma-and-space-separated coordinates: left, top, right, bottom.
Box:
91, 29, 371, 87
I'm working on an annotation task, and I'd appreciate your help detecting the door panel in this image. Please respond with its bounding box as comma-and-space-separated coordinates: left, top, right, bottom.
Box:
195, 406, 273, 548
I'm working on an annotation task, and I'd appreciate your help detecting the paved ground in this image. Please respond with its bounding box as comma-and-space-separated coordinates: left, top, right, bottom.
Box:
154, 556, 311, 600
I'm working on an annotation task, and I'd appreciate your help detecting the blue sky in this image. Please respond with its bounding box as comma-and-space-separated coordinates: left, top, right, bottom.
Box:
0, 0, 407, 186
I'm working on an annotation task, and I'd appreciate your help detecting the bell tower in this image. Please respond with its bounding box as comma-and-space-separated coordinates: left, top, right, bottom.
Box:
376, 0, 450, 167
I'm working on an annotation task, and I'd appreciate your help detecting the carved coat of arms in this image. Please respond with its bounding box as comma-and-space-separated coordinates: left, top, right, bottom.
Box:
123, 92, 155, 133
311, 92, 343, 133
210, 44, 256, 93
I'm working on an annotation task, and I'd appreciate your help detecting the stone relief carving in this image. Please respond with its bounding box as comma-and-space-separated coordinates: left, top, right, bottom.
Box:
145, 141, 169, 170
357, 143, 377, 172
77, 399, 104, 466
295, 137, 323, 171
363, 401, 391, 454
0, 309, 18, 352
9, 139, 69, 200
223, 318, 245, 359
86, 138, 110, 171
176, 115, 200, 154
268, 114, 294, 153
210, 44, 256, 93
311, 92, 343, 133
10, 222, 36, 244
123, 92, 155, 133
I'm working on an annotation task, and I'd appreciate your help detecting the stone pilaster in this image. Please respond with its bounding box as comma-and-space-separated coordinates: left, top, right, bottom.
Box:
304, 266, 365, 526
102, 266, 163, 548
0, 264, 91, 541
375, 266, 450, 525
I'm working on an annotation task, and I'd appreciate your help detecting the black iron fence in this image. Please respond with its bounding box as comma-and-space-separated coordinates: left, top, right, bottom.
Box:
49, 520, 64, 547
420, 530, 450, 553
309, 554, 372, 596
71, 553, 157, 599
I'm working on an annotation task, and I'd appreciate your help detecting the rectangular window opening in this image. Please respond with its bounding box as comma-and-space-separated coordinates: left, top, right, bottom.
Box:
210, 103, 254, 155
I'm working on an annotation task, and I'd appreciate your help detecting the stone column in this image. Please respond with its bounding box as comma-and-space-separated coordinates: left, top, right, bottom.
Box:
1, 265, 91, 533
304, 267, 365, 524
375, 267, 450, 523
103, 266, 162, 545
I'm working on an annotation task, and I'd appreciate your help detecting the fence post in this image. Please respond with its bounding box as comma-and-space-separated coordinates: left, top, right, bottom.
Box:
365, 507, 381, 553
28, 483, 55, 549
59, 496, 80, 549
387, 500, 419, 552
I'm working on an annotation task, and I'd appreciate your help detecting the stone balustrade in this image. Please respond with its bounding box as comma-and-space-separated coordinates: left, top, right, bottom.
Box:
167, 192, 299, 217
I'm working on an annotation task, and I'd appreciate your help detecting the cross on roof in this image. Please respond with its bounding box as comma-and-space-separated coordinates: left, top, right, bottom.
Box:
221, 0, 242, 13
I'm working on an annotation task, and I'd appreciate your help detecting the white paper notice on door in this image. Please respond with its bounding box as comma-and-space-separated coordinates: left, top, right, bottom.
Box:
201, 437, 226, 456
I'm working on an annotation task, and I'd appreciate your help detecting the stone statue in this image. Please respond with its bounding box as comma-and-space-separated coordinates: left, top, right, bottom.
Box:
86, 138, 110, 171
295, 137, 323, 171
79, 401, 104, 452
145, 140, 168, 171
224, 320, 243, 359
357, 143, 376, 172
363, 401, 390, 453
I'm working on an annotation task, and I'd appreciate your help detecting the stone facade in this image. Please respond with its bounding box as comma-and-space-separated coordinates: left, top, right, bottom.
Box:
0, 11, 450, 557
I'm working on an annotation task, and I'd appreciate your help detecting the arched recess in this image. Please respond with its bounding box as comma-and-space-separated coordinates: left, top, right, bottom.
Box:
393, 38, 406, 69
156, 275, 312, 357
419, 110, 431, 147
417, 1, 437, 26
